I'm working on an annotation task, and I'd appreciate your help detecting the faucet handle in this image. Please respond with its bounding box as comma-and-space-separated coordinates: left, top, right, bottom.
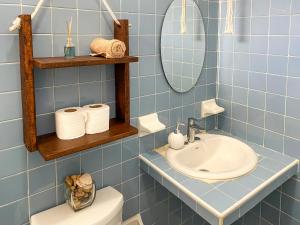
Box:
175, 122, 185, 134
188, 117, 201, 125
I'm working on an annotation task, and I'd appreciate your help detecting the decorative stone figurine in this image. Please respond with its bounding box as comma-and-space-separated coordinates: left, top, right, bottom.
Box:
65, 173, 95, 211
64, 17, 75, 58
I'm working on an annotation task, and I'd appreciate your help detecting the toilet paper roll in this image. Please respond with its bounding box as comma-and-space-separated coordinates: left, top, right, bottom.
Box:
83, 104, 110, 134
55, 107, 86, 140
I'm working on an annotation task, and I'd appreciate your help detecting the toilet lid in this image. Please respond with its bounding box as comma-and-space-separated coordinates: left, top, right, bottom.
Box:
30, 186, 123, 225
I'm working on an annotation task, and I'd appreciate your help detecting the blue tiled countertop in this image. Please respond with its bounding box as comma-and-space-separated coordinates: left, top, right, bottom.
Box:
139, 130, 299, 225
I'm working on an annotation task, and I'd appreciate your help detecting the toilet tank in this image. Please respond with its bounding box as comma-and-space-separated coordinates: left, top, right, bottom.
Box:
31, 186, 124, 225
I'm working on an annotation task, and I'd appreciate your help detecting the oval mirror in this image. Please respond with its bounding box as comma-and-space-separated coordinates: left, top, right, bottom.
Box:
161, 0, 205, 93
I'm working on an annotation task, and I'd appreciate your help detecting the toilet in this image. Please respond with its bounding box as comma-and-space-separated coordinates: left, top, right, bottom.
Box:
31, 186, 124, 225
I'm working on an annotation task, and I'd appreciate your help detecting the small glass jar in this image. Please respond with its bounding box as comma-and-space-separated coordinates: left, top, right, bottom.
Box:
64, 45, 76, 58
65, 180, 96, 211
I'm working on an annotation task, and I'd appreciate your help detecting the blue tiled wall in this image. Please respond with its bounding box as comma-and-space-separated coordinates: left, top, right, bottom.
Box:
0, 0, 218, 225
218, 0, 300, 224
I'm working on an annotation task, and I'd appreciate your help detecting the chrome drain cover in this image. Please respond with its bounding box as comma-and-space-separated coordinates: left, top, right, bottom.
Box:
198, 169, 210, 172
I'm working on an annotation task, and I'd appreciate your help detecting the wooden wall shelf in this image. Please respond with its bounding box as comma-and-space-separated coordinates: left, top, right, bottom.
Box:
38, 119, 137, 160
18, 15, 138, 160
33, 56, 138, 69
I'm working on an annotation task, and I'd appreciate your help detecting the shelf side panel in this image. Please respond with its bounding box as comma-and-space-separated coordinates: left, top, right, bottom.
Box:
19, 15, 37, 151
114, 20, 130, 123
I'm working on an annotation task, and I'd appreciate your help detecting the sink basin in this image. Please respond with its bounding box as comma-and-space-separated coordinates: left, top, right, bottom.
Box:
166, 134, 258, 180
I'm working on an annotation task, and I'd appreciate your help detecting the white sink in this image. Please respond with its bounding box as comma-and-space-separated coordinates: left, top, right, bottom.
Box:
166, 134, 258, 180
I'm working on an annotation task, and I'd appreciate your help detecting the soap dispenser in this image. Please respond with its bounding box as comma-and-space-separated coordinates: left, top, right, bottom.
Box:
168, 123, 185, 150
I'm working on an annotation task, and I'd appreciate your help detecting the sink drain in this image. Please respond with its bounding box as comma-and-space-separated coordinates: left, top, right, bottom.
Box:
198, 169, 210, 172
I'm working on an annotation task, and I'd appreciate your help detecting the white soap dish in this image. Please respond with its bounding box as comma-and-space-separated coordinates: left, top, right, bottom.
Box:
138, 113, 166, 137
201, 99, 225, 118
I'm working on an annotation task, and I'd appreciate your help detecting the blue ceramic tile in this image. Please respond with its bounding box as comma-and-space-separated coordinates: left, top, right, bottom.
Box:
287, 77, 300, 98
248, 90, 265, 109
261, 202, 280, 225
291, 15, 300, 35
0, 146, 27, 179
102, 80, 115, 103
285, 117, 300, 140
56, 156, 80, 185
233, 70, 248, 88
268, 56, 288, 76
281, 193, 300, 221
140, 14, 155, 35
23, 6, 51, 34
123, 196, 139, 220
269, 36, 289, 56
252, 166, 274, 180
103, 164, 122, 187
181, 178, 213, 197
288, 57, 300, 77
0, 91, 22, 121
151, 157, 170, 171
29, 164, 55, 195
248, 108, 264, 128
140, 76, 155, 96
249, 72, 266, 92
265, 112, 284, 133
122, 177, 139, 200
284, 137, 300, 158
0, 5, 20, 34
252, 0, 270, 16
266, 93, 285, 114
270, 16, 290, 35
0, 64, 20, 92
79, 83, 101, 106
232, 87, 248, 105
122, 158, 139, 181
35, 88, 54, 115
103, 143, 121, 168
201, 189, 236, 213
0, 35, 19, 63
251, 17, 269, 35
0, 198, 28, 225
52, 0, 76, 8
81, 148, 102, 173
232, 103, 247, 122
250, 55, 268, 73
282, 179, 300, 201
236, 174, 264, 190
78, 0, 99, 10
267, 75, 286, 95
0, 173, 27, 205
52, 8, 77, 34
29, 188, 56, 215
280, 212, 300, 225
247, 125, 264, 145
78, 10, 100, 34
250, 36, 268, 54
54, 85, 79, 110
264, 190, 281, 209
286, 97, 300, 119
79, 66, 101, 83
54, 67, 78, 86
218, 181, 251, 200
264, 130, 284, 153
260, 158, 286, 173
140, 95, 155, 116
0, 119, 23, 150
32, 35, 52, 57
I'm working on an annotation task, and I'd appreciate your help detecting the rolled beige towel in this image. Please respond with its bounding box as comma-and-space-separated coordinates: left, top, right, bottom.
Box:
90, 38, 126, 58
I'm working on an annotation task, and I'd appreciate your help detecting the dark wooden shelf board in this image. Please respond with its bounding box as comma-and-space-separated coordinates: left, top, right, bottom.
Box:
37, 119, 138, 161
33, 55, 138, 69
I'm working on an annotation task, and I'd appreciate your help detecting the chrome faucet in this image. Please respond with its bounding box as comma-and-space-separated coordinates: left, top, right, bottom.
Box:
187, 117, 204, 143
